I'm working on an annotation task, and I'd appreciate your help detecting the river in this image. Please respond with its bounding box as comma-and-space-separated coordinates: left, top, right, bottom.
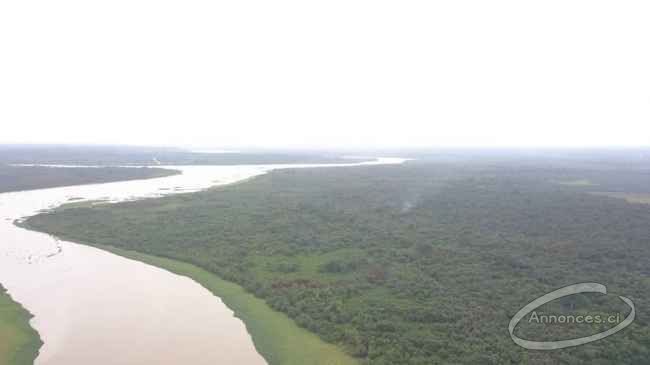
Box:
0, 158, 404, 365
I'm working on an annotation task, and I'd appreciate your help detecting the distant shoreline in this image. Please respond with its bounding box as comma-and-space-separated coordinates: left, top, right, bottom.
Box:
0, 166, 180, 194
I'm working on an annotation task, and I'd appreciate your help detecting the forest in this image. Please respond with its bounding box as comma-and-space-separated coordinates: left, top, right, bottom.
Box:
25, 160, 650, 364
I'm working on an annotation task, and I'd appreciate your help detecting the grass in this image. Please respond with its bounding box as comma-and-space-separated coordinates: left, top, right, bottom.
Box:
54, 199, 111, 211
554, 179, 598, 186
590, 192, 650, 204
0, 285, 42, 365
89, 244, 358, 365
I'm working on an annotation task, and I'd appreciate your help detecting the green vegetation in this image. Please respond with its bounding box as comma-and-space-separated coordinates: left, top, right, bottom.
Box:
24, 162, 650, 364
555, 179, 597, 186
0, 285, 42, 365
0, 165, 178, 193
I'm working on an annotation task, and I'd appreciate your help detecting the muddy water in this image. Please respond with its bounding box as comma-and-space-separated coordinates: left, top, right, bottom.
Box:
0, 159, 404, 365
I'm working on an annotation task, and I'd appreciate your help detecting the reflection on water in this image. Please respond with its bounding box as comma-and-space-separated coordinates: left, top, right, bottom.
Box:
0, 159, 405, 365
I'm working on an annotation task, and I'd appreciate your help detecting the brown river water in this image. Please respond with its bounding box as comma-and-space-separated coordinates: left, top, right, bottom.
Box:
0, 159, 404, 365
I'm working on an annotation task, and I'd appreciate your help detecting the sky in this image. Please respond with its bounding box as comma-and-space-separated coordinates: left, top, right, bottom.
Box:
1, 1, 649, 149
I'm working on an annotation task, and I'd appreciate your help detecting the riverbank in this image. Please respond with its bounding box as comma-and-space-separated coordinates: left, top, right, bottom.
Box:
17, 219, 358, 365
0, 285, 41, 365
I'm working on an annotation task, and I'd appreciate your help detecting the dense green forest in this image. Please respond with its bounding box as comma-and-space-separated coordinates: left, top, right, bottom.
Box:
25, 161, 650, 364
0, 165, 178, 193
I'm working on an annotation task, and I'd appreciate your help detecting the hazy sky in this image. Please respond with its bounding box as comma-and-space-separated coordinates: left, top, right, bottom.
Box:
1, 1, 648, 149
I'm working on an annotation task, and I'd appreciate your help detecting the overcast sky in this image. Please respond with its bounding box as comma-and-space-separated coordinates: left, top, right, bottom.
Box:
1, 1, 648, 149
